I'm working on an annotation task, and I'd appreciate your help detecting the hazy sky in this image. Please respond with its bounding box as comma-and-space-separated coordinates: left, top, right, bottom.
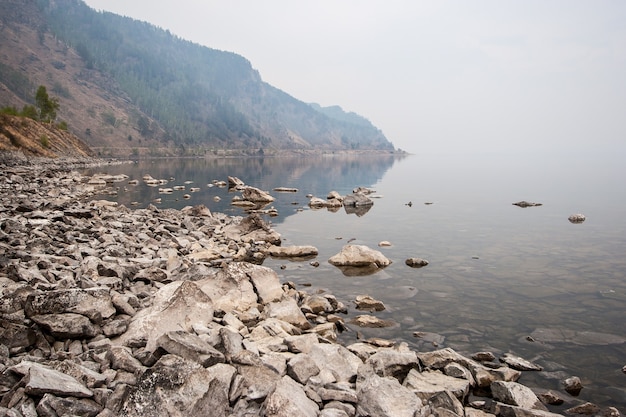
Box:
82, 1, 625, 153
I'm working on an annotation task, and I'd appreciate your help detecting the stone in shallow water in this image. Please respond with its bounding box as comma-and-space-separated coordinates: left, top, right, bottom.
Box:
530, 328, 626, 346
499, 353, 542, 371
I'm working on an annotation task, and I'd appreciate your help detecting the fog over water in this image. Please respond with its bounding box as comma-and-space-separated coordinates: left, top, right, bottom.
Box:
89, 149, 626, 412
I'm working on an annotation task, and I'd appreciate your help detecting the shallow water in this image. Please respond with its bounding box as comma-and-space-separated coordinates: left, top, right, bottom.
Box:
87, 150, 626, 411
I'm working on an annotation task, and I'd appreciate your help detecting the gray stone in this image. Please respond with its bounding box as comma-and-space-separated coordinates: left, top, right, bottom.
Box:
116, 280, 214, 351
354, 295, 385, 311
156, 331, 225, 368
13, 361, 93, 398
343, 193, 373, 207
264, 298, 311, 330
405, 257, 429, 267
309, 344, 362, 383
25, 288, 116, 323
287, 354, 320, 384
121, 355, 235, 417
404, 369, 470, 402
500, 353, 542, 371
491, 381, 547, 411
568, 213, 586, 223
268, 245, 319, 258
563, 375, 583, 396
264, 375, 320, 417
234, 262, 284, 304
230, 364, 282, 402
284, 333, 320, 354
356, 366, 422, 417
36, 393, 101, 417
329, 245, 391, 268
365, 349, 419, 381
30, 313, 99, 339
242, 186, 275, 203
106, 346, 146, 374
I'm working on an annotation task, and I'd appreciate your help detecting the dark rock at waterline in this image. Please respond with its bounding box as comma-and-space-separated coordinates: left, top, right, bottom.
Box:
343, 192, 373, 207
568, 213, 586, 223
513, 201, 543, 207
563, 375, 584, 396
405, 257, 429, 268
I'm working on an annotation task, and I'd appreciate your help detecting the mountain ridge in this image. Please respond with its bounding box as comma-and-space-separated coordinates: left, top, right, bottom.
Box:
0, 0, 397, 157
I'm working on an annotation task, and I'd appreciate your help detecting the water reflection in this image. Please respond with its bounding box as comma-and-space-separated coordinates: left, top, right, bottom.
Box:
87, 154, 403, 223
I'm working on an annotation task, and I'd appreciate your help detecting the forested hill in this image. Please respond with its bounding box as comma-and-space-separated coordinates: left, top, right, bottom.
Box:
0, 0, 396, 157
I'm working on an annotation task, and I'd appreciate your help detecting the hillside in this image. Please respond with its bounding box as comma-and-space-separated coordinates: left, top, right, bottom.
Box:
0, 114, 94, 158
0, 0, 396, 157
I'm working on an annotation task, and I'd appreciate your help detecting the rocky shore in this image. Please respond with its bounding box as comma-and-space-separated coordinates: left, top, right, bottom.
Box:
0, 153, 620, 417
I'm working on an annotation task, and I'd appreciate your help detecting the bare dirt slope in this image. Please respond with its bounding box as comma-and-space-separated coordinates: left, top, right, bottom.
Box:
0, 114, 94, 158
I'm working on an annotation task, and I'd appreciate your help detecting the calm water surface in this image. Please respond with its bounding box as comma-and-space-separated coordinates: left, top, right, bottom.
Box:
88, 150, 626, 412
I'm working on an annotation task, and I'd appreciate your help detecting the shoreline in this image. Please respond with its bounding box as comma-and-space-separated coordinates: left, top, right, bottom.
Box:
0, 153, 617, 416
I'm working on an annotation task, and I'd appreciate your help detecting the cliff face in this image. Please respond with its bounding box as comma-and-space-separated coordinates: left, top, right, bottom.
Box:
0, 114, 94, 158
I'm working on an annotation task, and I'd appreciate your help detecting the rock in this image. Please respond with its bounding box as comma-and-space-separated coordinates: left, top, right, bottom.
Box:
328, 245, 391, 268
568, 213, 586, 223
405, 257, 429, 268
242, 186, 275, 203
354, 295, 386, 311
343, 192, 373, 207
0, 320, 37, 349
264, 375, 320, 417
228, 176, 245, 188
356, 365, 423, 417
404, 369, 470, 402
513, 201, 543, 207
309, 344, 362, 383
499, 353, 542, 371
25, 288, 116, 323
121, 355, 235, 416
472, 351, 496, 362
11, 361, 93, 398
428, 390, 465, 417
308, 196, 343, 209
538, 390, 565, 405
563, 375, 583, 396
268, 245, 319, 258
284, 334, 320, 354
287, 354, 320, 384
264, 298, 311, 330
491, 381, 547, 411
366, 349, 419, 381
30, 313, 99, 339
378, 240, 392, 247
156, 330, 225, 367
107, 346, 146, 374
230, 364, 282, 402
115, 280, 214, 351
37, 393, 102, 417
565, 402, 601, 415
273, 187, 298, 193
349, 314, 395, 328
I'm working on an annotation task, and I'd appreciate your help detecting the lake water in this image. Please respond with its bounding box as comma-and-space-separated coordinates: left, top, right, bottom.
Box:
87, 150, 626, 412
